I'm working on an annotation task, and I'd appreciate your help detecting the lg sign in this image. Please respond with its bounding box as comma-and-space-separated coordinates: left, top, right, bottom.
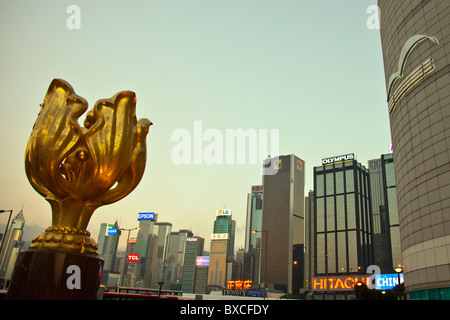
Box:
127, 254, 140, 262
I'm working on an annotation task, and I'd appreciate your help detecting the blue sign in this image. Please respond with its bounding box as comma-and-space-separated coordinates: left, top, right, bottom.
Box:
196, 256, 210, 266
138, 212, 155, 221
375, 274, 404, 290
107, 227, 118, 235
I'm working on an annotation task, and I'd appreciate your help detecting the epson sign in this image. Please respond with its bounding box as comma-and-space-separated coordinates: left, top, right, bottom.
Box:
138, 212, 155, 221
322, 153, 354, 165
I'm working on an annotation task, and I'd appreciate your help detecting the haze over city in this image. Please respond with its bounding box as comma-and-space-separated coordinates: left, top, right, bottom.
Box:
0, 1, 390, 251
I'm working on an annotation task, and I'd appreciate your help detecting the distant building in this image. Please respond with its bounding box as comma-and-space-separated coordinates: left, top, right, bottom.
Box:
181, 236, 205, 293
102, 221, 121, 272
0, 210, 25, 278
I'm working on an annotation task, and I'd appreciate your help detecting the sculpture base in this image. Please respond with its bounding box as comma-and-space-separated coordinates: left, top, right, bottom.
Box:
6, 249, 103, 300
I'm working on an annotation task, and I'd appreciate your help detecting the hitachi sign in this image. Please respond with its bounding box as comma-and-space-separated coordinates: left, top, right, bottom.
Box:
322, 153, 354, 165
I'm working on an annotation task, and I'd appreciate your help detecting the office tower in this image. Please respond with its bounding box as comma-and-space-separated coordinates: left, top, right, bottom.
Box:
207, 209, 235, 289
244, 185, 263, 284
208, 237, 229, 289
143, 234, 159, 288
154, 222, 172, 262
314, 154, 373, 277
194, 257, 210, 294
97, 223, 107, 255
181, 236, 205, 293
151, 222, 172, 289
135, 212, 157, 259
245, 185, 263, 252
102, 221, 121, 272
261, 154, 305, 294
304, 190, 315, 290
369, 154, 401, 274
213, 209, 236, 259
122, 238, 139, 287
163, 229, 193, 289
0, 210, 25, 278
379, 0, 450, 299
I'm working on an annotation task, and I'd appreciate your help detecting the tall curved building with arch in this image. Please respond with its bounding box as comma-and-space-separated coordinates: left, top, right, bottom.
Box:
378, 0, 450, 299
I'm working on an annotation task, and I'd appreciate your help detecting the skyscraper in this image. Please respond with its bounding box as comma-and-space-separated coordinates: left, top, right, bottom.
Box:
261, 154, 305, 294
304, 190, 315, 290
135, 213, 157, 259
163, 229, 193, 289
0, 210, 25, 278
97, 223, 107, 256
181, 236, 205, 293
102, 221, 121, 272
244, 186, 263, 284
151, 222, 172, 289
208, 209, 236, 289
208, 237, 228, 289
313, 154, 373, 278
213, 209, 235, 259
379, 0, 450, 299
369, 153, 401, 273
245, 185, 263, 252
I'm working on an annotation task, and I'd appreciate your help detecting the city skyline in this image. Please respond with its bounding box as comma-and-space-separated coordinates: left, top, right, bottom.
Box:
0, 1, 391, 252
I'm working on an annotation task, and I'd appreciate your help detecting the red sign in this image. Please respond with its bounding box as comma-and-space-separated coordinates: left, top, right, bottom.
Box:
227, 280, 252, 290
127, 254, 140, 262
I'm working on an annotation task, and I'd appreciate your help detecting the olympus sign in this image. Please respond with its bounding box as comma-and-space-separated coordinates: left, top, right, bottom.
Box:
322, 153, 354, 165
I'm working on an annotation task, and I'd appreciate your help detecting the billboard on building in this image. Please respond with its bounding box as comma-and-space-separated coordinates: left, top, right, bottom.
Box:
211, 233, 229, 240
137, 212, 155, 221
216, 209, 232, 216
196, 256, 210, 266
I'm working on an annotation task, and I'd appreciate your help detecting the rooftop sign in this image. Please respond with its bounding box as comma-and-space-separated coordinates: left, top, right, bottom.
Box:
322, 153, 354, 165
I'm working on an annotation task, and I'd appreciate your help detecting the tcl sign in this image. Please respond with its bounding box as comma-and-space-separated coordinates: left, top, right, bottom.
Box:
127, 254, 140, 262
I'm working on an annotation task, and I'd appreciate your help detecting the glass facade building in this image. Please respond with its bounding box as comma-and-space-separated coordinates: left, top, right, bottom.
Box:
244, 185, 263, 284
181, 236, 204, 293
313, 156, 373, 277
369, 154, 401, 273
245, 185, 263, 252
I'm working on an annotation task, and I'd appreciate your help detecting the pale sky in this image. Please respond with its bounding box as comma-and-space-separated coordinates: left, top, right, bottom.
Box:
0, 1, 391, 251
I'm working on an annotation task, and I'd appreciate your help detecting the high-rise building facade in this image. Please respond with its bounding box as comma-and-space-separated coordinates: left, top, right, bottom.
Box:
181, 236, 205, 293
245, 185, 263, 252
244, 185, 263, 284
369, 153, 401, 273
163, 229, 193, 289
102, 221, 121, 272
304, 190, 315, 290
151, 222, 172, 289
208, 238, 228, 290
213, 209, 236, 259
261, 154, 305, 294
313, 154, 373, 277
135, 213, 157, 259
379, 0, 450, 299
0, 210, 25, 278
208, 209, 236, 290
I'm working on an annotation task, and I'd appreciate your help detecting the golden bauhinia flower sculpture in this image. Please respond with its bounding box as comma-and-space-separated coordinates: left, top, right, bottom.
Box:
25, 79, 152, 254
